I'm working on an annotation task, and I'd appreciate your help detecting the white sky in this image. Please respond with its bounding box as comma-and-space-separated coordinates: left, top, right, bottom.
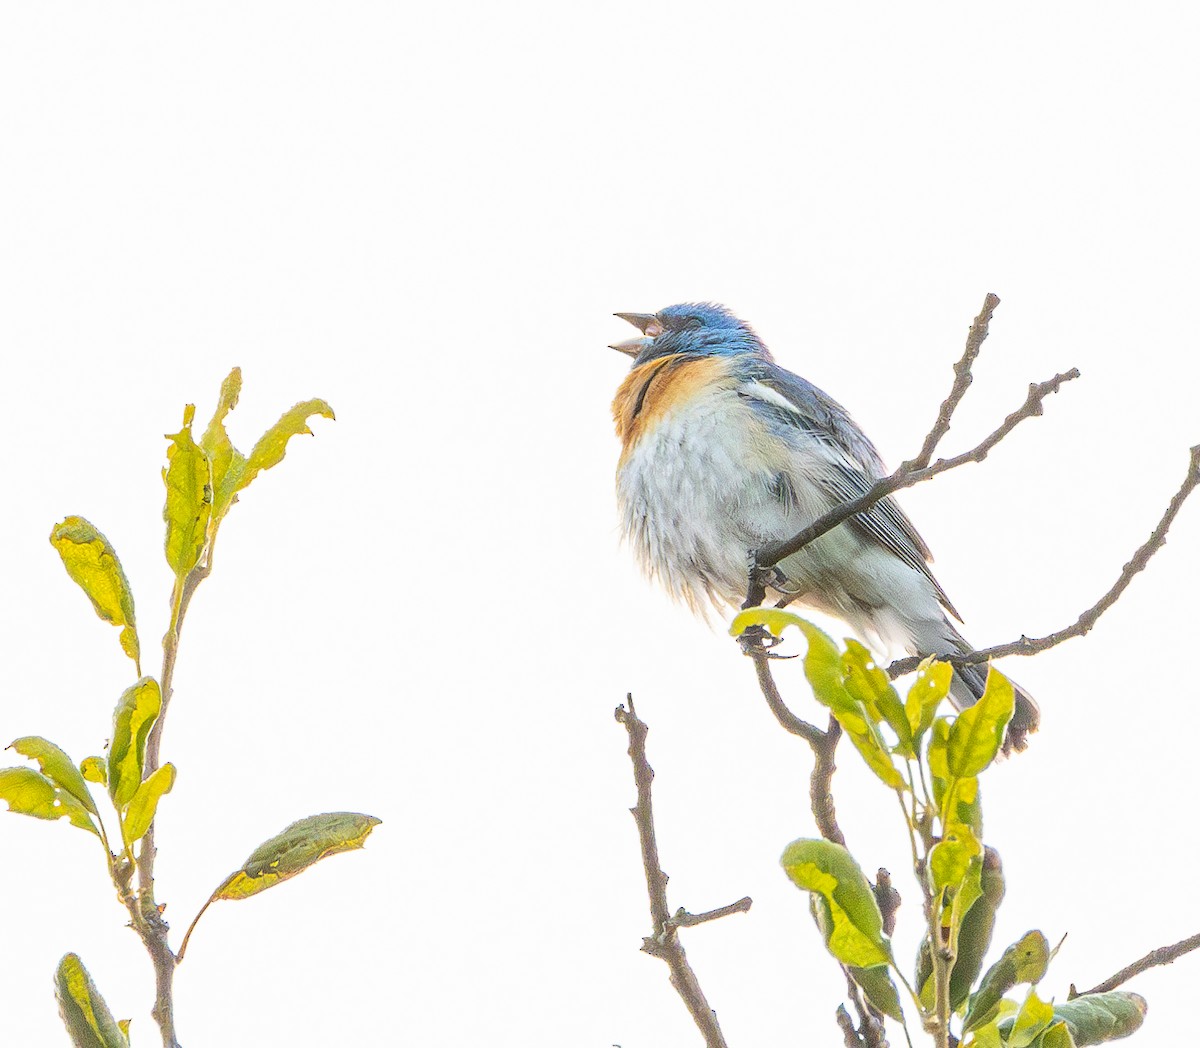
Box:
1, 3, 1198, 1046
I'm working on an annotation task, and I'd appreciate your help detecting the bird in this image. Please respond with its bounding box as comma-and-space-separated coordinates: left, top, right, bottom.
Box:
609, 302, 1039, 752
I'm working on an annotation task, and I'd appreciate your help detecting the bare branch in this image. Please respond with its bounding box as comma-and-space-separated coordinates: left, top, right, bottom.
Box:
888, 445, 1200, 676
1073, 931, 1200, 998
901, 292, 999, 472
669, 898, 754, 930
754, 367, 1079, 575
749, 648, 846, 847
615, 697, 735, 1048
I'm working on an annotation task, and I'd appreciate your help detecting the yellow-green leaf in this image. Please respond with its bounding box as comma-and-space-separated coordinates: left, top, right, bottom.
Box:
163, 404, 213, 578
1004, 990, 1056, 1048
729, 606, 812, 641
8, 737, 97, 814
842, 640, 913, 756
781, 838, 891, 968
199, 367, 246, 523
80, 757, 107, 786
929, 828, 982, 899
949, 669, 1015, 777
906, 657, 952, 742
229, 398, 334, 503
0, 767, 98, 835
107, 678, 162, 807
48, 517, 140, 672
965, 930, 1051, 1032
216, 812, 381, 900
121, 763, 176, 845
55, 953, 129, 1048
1032, 1021, 1077, 1048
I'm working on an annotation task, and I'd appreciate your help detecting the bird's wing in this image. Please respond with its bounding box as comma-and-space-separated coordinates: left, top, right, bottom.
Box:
742, 362, 961, 619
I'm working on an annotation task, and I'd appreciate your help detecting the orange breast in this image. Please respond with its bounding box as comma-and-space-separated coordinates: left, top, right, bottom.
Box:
612, 355, 733, 461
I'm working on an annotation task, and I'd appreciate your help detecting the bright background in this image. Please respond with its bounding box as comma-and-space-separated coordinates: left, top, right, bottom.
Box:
2, 4, 1198, 1046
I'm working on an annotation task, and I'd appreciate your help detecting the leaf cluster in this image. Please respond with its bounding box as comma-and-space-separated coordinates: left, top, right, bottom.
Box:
733, 609, 1146, 1048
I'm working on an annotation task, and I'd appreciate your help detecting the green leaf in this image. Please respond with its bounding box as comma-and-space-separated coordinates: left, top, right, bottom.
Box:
163, 404, 213, 578
215, 812, 381, 900
948, 669, 1015, 777
842, 639, 913, 756
965, 930, 1051, 1032
848, 963, 904, 1022
8, 737, 97, 814
80, 757, 107, 786
48, 517, 140, 671
199, 367, 246, 523
1005, 989, 1056, 1048
950, 846, 1005, 1010
55, 953, 129, 1048
781, 838, 891, 968
1051, 992, 1146, 1045
107, 678, 162, 807
0, 767, 98, 834
906, 657, 952, 742
929, 828, 982, 900
729, 606, 811, 640
121, 763, 176, 845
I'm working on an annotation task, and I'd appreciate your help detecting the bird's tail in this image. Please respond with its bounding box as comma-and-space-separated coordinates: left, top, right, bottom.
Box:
914, 621, 1040, 755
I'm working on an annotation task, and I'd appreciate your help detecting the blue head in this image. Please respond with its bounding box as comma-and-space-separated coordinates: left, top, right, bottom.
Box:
611, 302, 770, 366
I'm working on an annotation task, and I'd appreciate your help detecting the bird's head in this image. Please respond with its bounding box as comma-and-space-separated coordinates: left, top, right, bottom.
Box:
610, 302, 769, 366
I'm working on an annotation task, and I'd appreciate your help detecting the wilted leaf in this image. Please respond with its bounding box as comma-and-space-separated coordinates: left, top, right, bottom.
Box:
48, 517, 140, 671
214, 398, 335, 508
121, 763, 176, 845
163, 404, 213, 578
1051, 991, 1146, 1045
107, 678, 162, 807
0, 767, 98, 835
965, 930, 1051, 1031
8, 737, 97, 814
216, 812, 381, 900
55, 953, 129, 1048
781, 838, 891, 968
948, 669, 1015, 777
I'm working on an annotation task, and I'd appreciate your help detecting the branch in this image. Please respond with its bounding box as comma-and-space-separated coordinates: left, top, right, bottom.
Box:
1072, 931, 1200, 998
754, 367, 1079, 576
887, 445, 1200, 676
901, 292, 999, 473
615, 697, 747, 1048
749, 649, 846, 847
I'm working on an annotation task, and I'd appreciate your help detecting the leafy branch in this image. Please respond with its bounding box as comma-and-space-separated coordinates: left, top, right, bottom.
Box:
0, 369, 380, 1048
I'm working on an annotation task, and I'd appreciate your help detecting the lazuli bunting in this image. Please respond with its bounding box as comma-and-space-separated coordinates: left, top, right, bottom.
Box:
610, 302, 1038, 750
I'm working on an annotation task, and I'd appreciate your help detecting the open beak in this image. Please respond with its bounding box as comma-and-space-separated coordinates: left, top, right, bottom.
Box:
609, 312, 660, 357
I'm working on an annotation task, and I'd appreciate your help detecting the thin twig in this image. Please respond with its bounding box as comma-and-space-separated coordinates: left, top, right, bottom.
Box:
836, 1004, 867, 1047
901, 292, 999, 472
670, 898, 754, 930
615, 697, 736, 1048
1072, 931, 1200, 998
887, 445, 1200, 676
